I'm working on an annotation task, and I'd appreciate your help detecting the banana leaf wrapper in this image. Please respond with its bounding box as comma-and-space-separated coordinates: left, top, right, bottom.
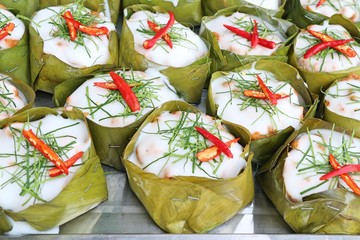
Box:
38, 0, 121, 24
288, 15, 360, 96
1, 0, 39, 18
207, 60, 318, 165
284, 0, 360, 29
0, 73, 36, 118
122, 0, 202, 26
122, 101, 254, 233
200, 6, 298, 74
29, 22, 119, 93
0, 20, 30, 86
322, 78, 360, 135
202, 0, 286, 18
256, 118, 360, 234
0, 107, 107, 234
119, 5, 211, 103
53, 75, 153, 170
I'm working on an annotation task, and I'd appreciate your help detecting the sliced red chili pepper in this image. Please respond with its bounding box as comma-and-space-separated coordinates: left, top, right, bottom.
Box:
251, 20, 258, 48
223, 24, 276, 49
147, 20, 173, 48
316, 0, 326, 7
143, 11, 175, 49
22, 129, 68, 175
195, 126, 233, 158
304, 39, 353, 59
256, 75, 278, 105
320, 163, 360, 180
243, 90, 289, 100
94, 81, 118, 90
62, 11, 77, 41
323, 154, 360, 195
196, 138, 239, 162
307, 29, 356, 58
0, 22, 15, 40
49, 151, 83, 177
109, 71, 140, 112
62, 16, 109, 36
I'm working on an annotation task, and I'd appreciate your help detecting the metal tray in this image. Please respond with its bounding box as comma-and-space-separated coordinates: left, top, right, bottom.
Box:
2, 92, 353, 239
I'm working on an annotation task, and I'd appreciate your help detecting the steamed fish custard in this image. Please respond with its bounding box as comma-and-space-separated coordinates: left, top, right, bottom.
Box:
0, 113, 92, 235
0, 73, 27, 120
30, 3, 116, 92
283, 129, 360, 202
65, 70, 183, 127
210, 68, 304, 140
128, 110, 246, 179
301, 0, 360, 23
294, 21, 360, 73
0, 9, 24, 50
126, 10, 207, 68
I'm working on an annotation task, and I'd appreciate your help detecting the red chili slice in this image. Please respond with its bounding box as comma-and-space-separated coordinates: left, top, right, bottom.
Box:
147, 20, 173, 48
196, 138, 239, 162
256, 75, 278, 105
49, 151, 84, 177
0, 22, 15, 40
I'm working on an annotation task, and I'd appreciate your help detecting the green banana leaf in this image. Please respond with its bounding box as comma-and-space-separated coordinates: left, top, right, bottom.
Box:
119, 5, 211, 103
29, 9, 119, 93
122, 101, 254, 233
202, 0, 286, 18
200, 5, 298, 74
284, 0, 360, 29
0, 73, 36, 118
257, 118, 360, 234
0, 107, 107, 233
38, 0, 121, 24
322, 77, 360, 135
1, 0, 39, 18
122, 0, 202, 26
207, 60, 318, 165
288, 15, 360, 96
0, 16, 30, 86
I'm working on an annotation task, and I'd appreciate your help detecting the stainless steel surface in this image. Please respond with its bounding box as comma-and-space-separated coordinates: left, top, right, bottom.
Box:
20, 90, 357, 239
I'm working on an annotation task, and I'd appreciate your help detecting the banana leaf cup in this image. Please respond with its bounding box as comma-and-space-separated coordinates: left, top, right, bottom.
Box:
0, 73, 35, 119
38, 0, 121, 24
119, 5, 211, 103
1, 0, 39, 18
0, 107, 107, 235
200, 6, 298, 74
122, 101, 254, 233
207, 60, 318, 165
0, 9, 31, 85
121, 0, 202, 27
256, 118, 360, 234
288, 15, 360, 96
30, 3, 119, 93
53, 69, 183, 170
322, 74, 360, 135
284, 0, 360, 29
202, 0, 286, 18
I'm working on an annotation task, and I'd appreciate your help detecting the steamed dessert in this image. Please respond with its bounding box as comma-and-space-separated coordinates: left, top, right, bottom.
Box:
128, 110, 246, 178
0, 108, 107, 235
119, 6, 210, 103
30, 2, 118, 92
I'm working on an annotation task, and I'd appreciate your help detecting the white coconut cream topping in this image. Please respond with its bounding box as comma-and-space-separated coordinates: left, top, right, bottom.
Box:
126, 10, 208, 68
294, 21, 360, 72
128, 110, 247, 179
164, 0, 179, 7
0, 73, 27, 119
0, 9, 25, 50
0, 113, 91, 234
65, 69, 183, 127
324, 76, 360, 120
210, 68, 304, 139
283, 129, 360, 202
31, 5, 115, 68
244, 0, 281, 10
203, 12, 285, 56
301, 0, 360, 22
